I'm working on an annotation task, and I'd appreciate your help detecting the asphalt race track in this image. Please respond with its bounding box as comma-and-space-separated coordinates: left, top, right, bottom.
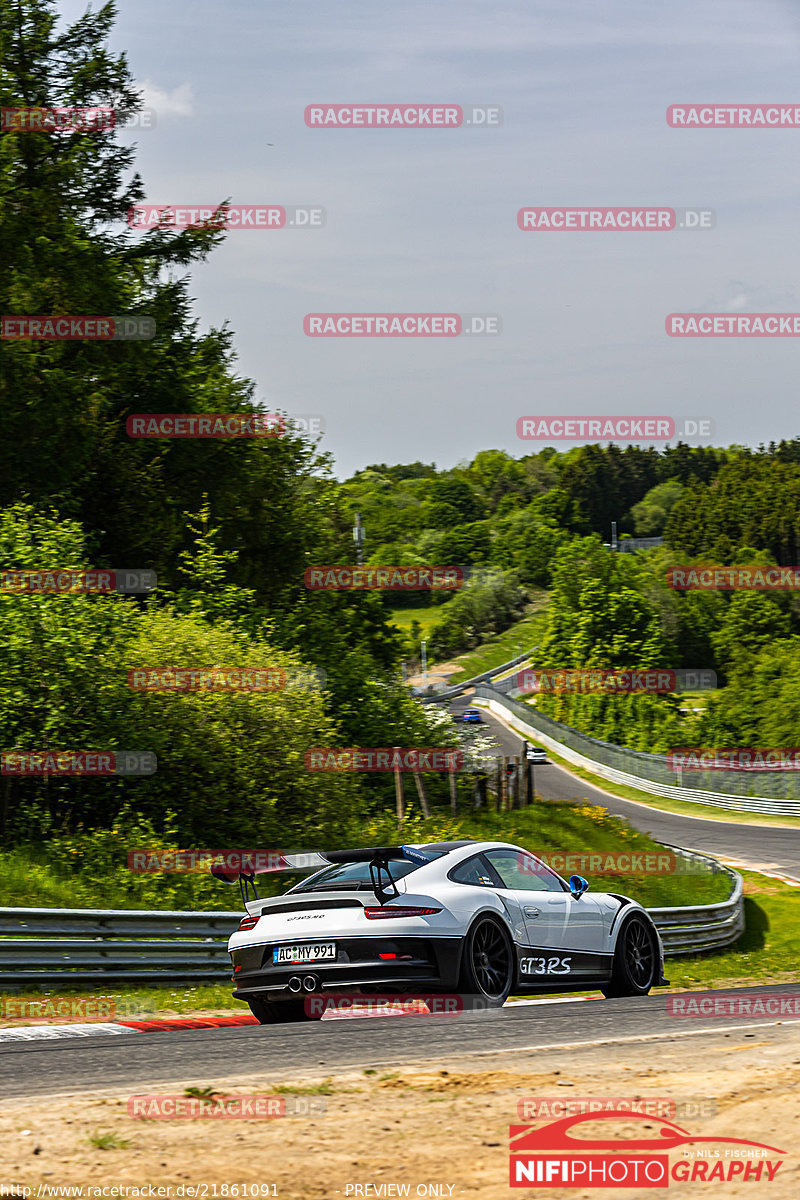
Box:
450, 697, 800, 880
1, 703, 795, 1105
1, 984, 797, 1099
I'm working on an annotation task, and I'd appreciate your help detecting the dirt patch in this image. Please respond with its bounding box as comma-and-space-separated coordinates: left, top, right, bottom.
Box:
2, 1026, 799, 1197
406, 661, 464, 687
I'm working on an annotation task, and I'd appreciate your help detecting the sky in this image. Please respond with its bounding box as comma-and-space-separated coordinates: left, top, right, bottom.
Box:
55, 0, 800, 477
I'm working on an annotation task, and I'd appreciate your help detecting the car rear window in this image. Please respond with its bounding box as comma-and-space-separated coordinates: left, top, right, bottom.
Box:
288, 856, 440, 893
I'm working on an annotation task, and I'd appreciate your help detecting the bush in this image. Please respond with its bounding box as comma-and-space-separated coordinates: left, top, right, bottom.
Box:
428, 572, 527, 659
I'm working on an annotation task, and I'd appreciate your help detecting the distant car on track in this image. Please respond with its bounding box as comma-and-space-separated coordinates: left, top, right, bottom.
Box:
460, 708, 483, 723
526, 747, 547, 763
213, 840, 667, 1024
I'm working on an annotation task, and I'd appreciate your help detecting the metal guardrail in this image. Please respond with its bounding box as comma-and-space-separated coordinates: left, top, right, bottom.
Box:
647, 845, 745, 955
0, 855, 745, 987
416, 647, 534, 703
0, 907, 238, 987
475, 685, 800, 815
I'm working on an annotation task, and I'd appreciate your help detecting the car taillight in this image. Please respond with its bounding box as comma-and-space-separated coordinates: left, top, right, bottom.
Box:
363, 906, 441, 920
238, 914, 260, 930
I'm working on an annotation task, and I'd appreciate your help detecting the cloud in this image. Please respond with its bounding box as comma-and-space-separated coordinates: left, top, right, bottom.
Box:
720, 282, 800, 312
138, 80, 194, 118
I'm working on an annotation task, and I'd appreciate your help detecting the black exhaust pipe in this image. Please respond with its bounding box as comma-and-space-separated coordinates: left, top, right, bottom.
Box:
302, 974, 318, 992
288, 975, 302, 993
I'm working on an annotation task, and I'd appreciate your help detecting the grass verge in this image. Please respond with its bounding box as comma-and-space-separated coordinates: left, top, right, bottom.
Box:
443, 595, 549, 683
659, 868, 800, 990
385, 602, 452, 636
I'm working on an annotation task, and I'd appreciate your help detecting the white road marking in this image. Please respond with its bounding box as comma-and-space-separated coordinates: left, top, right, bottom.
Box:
459, 1020, 785, 1057
0, 1022, 140, 1042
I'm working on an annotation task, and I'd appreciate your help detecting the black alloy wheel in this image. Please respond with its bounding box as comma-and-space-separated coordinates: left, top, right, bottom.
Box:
459, 916, 514, 1007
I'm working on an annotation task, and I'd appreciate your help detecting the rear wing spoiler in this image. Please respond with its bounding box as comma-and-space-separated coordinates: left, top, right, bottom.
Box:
211, 852, 329, 903
211, 844, 434, 904
324, 845, 435, 901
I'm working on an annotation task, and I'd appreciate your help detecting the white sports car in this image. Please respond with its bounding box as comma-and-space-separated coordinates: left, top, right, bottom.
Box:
216, 840, 667, 1023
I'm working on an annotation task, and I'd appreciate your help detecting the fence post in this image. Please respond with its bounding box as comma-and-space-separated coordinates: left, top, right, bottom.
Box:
394, 747, 404, 824
413, 769, 431, 818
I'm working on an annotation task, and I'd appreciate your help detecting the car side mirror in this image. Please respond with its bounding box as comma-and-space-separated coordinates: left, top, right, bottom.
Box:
569, 874, 589, 898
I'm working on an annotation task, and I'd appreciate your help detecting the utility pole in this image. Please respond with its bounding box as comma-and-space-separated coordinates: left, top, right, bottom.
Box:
611, 520, 618, 552
353, 511, 365, 565
421, 640, 428, 687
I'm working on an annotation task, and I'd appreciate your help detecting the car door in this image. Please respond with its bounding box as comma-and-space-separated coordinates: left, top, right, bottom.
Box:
482, 849, 571, 946
448, 852, 529, 948
483, 849, 606, 978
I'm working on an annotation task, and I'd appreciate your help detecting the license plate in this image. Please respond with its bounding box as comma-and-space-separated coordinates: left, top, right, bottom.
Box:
272, 942, 336, 965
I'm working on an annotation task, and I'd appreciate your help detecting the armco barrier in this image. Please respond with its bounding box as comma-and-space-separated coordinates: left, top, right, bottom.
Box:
475, 685, 800, 816
0, 859, 743, 987
415, 648, 534, 703
647, 845, 745, 955
0, 907, 238, 987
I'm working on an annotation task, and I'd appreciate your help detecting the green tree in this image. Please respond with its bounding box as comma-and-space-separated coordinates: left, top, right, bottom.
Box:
710, 593, 791, 673
0, 0, 337, 604
631, 480, 684, 537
